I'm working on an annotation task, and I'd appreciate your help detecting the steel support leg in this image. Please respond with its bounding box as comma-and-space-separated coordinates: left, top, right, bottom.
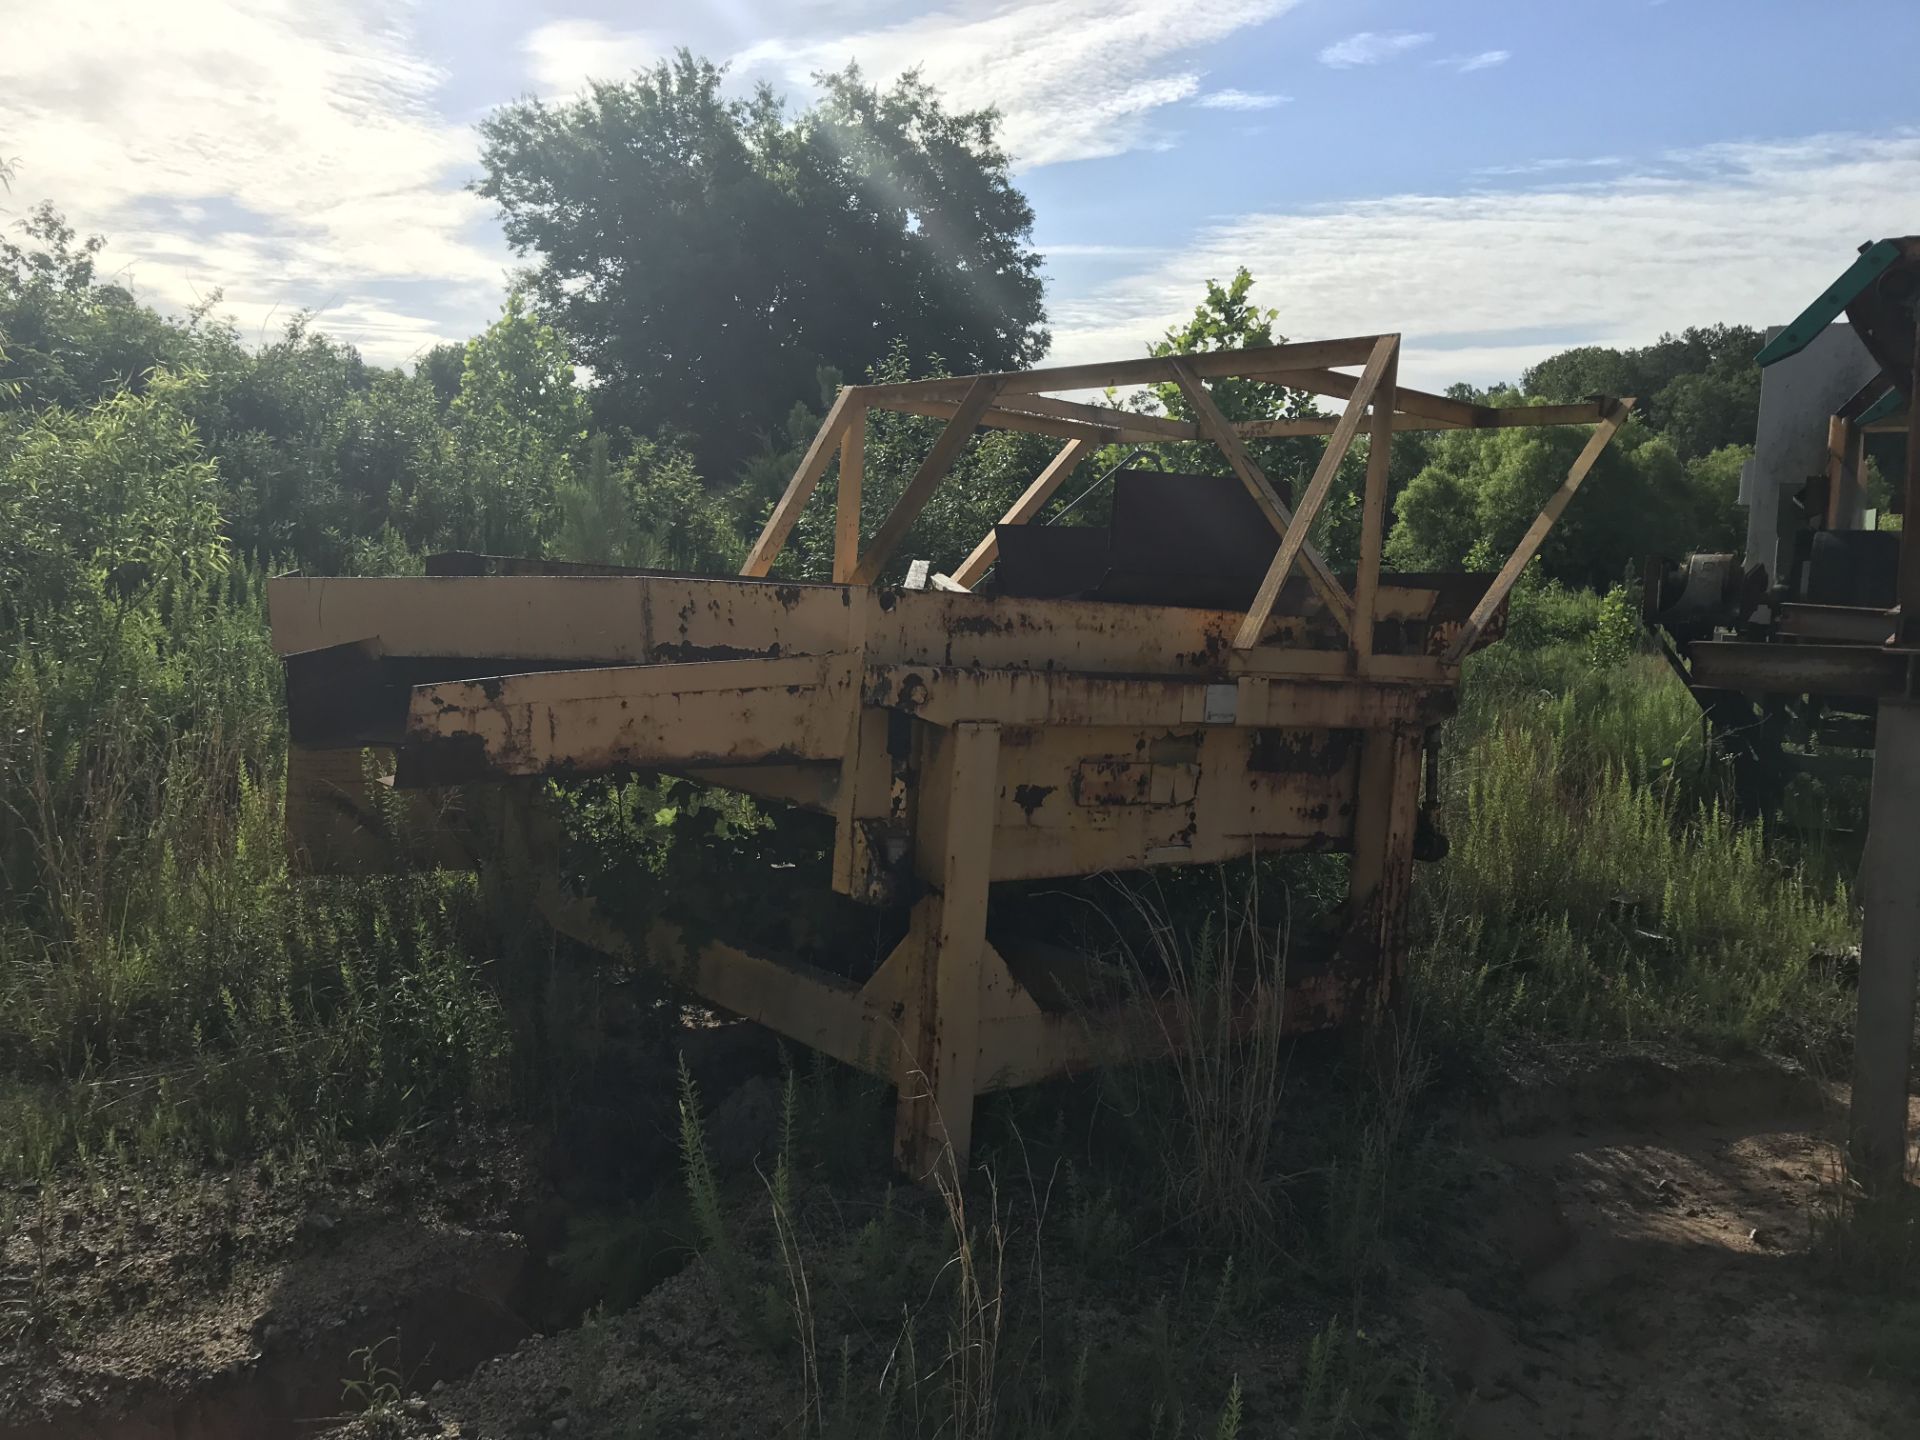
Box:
1851, 698, 1920, 1188
893, 721, 1001, 1183
1343, 724, 1424, 1027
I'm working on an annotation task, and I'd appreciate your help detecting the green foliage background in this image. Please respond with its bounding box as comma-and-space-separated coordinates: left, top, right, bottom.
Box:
0, 56, 1847, 1191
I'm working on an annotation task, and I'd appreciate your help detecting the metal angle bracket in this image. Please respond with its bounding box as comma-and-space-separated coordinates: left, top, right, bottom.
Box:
1857, 384, 1906, 430
1757, 239, 1903, 368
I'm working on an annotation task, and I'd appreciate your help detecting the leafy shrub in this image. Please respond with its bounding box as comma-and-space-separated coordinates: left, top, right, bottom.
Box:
1586, 583, 1641, 667
1500, 570, 1600, 651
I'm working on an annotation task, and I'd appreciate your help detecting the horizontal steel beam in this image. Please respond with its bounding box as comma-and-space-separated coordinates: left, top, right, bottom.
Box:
850, 337, 1383, 405
1688, 640, 1920, 697
1775, 604, 1899, 646
864, 664, 1448, 729
398, 653, 861, 785
882, 391, 1621, 443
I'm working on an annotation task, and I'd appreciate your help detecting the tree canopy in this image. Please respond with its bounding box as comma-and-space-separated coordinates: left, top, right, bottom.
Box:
2, 52, 1771, 600
1385, 419, 1705, 587
1521, 323, 1762, 462
1385, 339, 1758, 585
477, 54, 1047, 480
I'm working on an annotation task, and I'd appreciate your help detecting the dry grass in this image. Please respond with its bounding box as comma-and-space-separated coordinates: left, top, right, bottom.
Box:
1107, 874, 1293, 1259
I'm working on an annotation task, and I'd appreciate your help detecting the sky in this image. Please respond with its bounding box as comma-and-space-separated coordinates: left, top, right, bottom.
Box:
5, 0, 1919, 393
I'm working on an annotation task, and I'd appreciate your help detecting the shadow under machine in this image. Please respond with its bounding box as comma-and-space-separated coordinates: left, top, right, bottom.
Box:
269, 337, 1628, 1178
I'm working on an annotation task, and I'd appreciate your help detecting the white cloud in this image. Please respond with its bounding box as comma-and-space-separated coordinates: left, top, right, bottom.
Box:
1440, 49, 1510, 73
1044, 131, 1920, 391
1318, 31, 1433, 68
733, 0, 1302, 167
1474, 155, 1625, 177
1195, 88, 1291, 111
0, 0, 506, 365
1040, 242, 1168, 257
524, 19, 677, 95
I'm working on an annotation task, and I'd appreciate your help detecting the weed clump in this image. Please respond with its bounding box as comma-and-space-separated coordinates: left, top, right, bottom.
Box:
1109, 876, 1292, 1260
1413, 647, 1855, 1065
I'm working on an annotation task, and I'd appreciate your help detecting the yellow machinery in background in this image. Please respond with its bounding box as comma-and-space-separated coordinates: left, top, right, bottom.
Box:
269, 335, 1628, 1180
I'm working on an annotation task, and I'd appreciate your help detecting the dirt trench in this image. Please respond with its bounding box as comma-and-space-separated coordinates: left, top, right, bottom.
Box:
0, 1127, 578, 1440
3, 1234, 533, 1440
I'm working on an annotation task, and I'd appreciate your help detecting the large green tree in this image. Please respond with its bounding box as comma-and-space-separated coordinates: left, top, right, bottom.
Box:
1386, 411, 1720, 586
1132, 268, 1433, 571
550, 432, 741, 573
476, 54, 1047, 479
1522, 324, 1762, 461
0, 204, 201, 411
777, 342, 1056, 582
1141, 268, 1321, 479
1, 370, 226, 626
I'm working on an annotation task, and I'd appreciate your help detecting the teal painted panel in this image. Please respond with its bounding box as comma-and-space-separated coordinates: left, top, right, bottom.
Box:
1756, 239, 1902, 367
1858, 384, 1905, 429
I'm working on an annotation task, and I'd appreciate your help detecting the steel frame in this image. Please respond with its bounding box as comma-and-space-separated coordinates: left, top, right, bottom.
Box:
1667, 237, 1920, 1187
271, 336, 1630, 1182
742, 335, 1627, 655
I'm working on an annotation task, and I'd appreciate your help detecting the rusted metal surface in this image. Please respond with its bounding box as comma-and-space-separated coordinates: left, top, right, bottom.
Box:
268, 568, 1508, 1177
1774, 603, 1901, 646
397, 653, 858, 785
283, 638, 399, 746
535, 885, 1359, 1121
269, 335, 1629, 1180
991, 470, 1294, 609
268, 574, 851, 666
269, 569, 1482, 1175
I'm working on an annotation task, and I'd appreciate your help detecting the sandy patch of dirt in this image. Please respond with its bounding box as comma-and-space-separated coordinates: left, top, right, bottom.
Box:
1410, 1065, 1909, 1439
330, 1262, 791, 1439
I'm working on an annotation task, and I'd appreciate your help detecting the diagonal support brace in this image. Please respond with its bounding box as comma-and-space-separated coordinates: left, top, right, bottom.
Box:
1443, 398, 1634, 662
852, 377, 1001, 586
1234, 335, 1399, 649
1170, 356, 1355, 635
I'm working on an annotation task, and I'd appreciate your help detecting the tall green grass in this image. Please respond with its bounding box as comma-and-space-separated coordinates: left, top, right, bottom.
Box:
0, 378, 515, 1180
1414, 646, 1856, 1063
0, 569, 509, 1181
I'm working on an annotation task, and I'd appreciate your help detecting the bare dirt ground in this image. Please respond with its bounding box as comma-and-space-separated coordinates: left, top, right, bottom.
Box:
4, 1052, 1914, 1439
1427, 1065, 1910, 1439
0, 1130, 547, 1439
